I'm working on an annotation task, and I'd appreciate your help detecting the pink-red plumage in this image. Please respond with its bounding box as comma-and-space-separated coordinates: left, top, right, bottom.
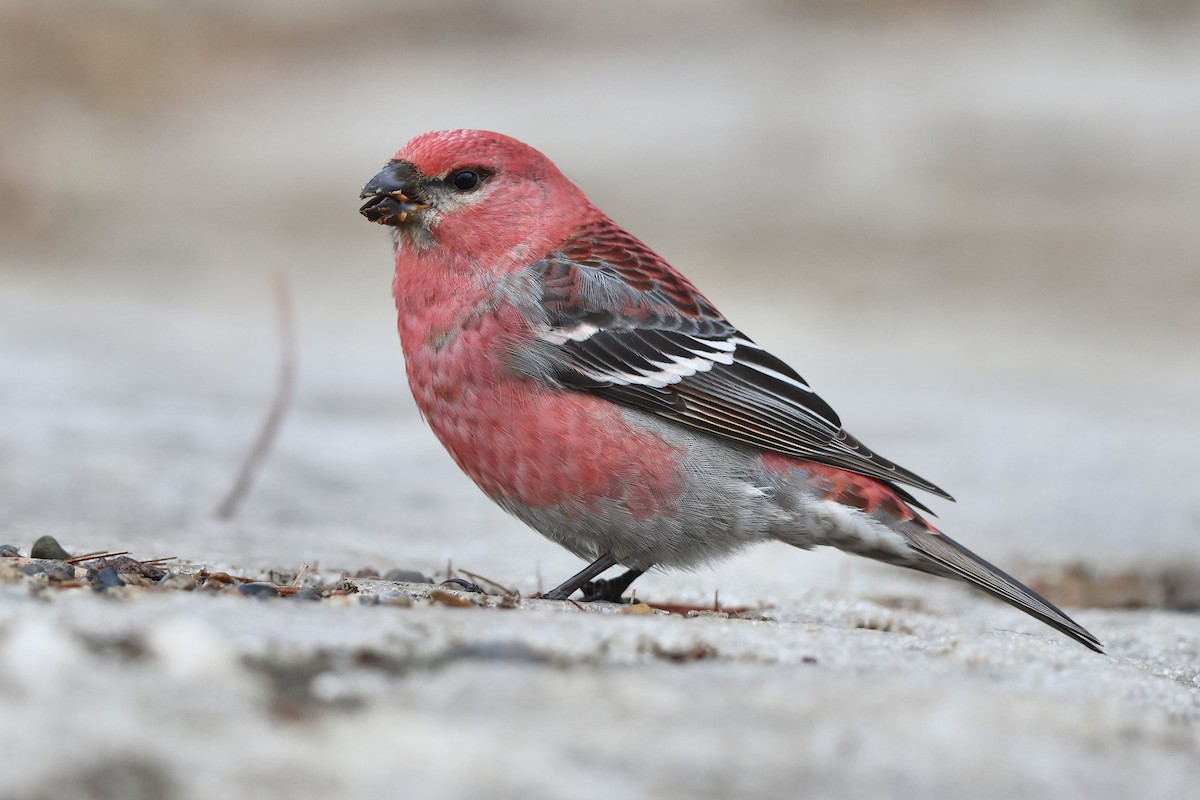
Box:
556, 218, 723, 322
360, 129, 1102, 652
405, 300, 684, 517
760, 453, 925, 527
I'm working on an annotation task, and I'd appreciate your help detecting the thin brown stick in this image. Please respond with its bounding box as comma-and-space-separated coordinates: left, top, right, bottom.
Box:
215, 272, 298, 519
66, 551, 130, 564
458, 568, 516, 596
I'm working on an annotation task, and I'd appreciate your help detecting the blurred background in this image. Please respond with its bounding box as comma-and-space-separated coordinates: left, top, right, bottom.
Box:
2, 0, 1198, 600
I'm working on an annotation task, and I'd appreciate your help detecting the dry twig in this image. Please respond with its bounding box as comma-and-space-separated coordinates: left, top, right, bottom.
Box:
215, 271, 297, 519
458, 568, 516, 596
66, 551, 130, 565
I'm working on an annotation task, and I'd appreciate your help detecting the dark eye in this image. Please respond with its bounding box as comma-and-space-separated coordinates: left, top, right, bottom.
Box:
451, 169, 482, 191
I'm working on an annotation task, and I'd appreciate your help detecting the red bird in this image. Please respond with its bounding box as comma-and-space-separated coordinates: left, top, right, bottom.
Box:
360, 129, 1101, 652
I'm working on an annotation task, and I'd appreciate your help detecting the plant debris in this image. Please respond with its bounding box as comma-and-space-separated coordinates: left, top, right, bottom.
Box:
1028, 564, 1200, 611
6, 539, 1190, 622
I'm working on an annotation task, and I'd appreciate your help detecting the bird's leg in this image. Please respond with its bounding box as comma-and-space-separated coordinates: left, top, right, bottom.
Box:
580, 569, 645, 603
539, 553, 618, 600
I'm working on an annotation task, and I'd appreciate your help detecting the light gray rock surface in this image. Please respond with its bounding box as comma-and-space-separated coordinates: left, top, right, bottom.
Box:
0, 576, 1197, 800
1, 2, 1197, 798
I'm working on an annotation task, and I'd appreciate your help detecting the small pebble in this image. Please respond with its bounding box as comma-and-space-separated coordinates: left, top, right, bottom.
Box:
43, 561, 77, 582
237, 582, 279, 599
0, 544, 20, 558
91, 566, 124, 590
429, 589, 477, 607
383, 568, 432, 584
377, 591, 414, 607
118, 574, 158, 588
30, 536, 71, 560
22, 562, 47, 577
98, 556, 167, 581
157, 573, 198, 590
353, 566, 381, 579
286, 587, 323, 602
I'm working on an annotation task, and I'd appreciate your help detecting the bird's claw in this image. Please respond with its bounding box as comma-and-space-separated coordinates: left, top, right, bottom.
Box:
579, 578, 631, 603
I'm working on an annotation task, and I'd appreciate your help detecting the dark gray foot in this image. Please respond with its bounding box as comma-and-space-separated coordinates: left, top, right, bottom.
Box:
580, 569, 644, 603
538, 553, 618, 601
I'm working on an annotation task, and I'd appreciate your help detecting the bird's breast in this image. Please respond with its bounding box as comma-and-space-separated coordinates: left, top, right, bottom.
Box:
399, 304, 684, 519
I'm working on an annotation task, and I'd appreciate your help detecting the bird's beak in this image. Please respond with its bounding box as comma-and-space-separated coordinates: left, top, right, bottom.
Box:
359, 161, 430, 226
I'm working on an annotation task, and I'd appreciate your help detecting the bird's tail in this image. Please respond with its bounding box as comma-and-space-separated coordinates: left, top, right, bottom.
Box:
896, 523, 1104, 653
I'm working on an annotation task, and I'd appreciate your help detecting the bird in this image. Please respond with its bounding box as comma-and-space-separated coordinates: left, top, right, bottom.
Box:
359, 129, 1102, 652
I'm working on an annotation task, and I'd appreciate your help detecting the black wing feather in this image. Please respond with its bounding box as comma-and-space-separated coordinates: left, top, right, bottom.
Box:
523, 221, 954, 504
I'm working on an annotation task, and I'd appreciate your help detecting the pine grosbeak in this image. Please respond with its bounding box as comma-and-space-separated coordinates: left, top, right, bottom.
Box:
360, 129, 1101, 652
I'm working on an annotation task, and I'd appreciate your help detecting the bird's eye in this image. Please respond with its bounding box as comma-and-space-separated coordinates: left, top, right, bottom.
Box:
450, 169, 482, 192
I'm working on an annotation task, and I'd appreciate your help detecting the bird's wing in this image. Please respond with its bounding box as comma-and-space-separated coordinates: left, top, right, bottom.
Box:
898, 526, 1103, 651
518, 217, 953, 503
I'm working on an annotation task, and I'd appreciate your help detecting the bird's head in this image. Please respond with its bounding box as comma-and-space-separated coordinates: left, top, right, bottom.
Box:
360, 130, 588, 259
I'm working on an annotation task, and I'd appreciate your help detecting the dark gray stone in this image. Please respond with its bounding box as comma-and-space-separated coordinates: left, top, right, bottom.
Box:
383, 568, 433, 584
44, 561, 77, 581
98, 555, 167, 581
91, 566, 124, 589
237, 582, 280, 599
30, 535, 71, 560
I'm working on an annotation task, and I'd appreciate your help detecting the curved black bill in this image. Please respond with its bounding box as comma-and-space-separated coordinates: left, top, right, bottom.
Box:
359, 161, 428, 225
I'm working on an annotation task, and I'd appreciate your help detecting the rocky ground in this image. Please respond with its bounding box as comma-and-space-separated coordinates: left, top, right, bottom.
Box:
2, 535, 1199, 800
